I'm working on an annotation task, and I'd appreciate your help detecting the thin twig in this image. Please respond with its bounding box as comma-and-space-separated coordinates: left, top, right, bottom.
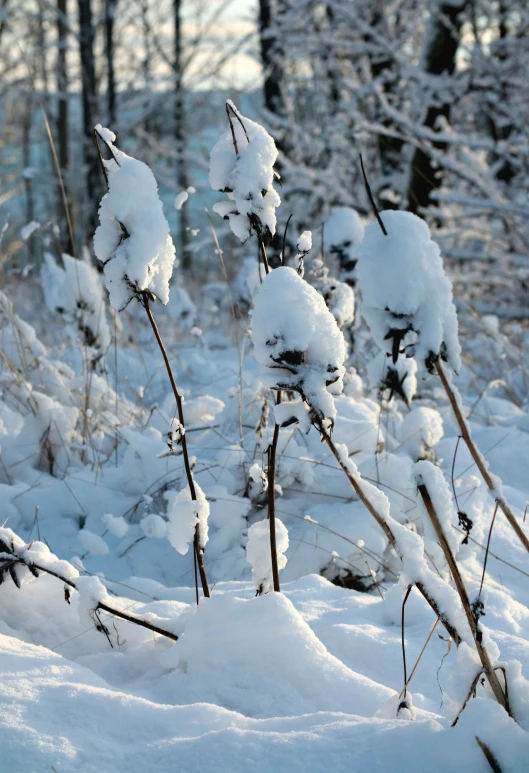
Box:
267, 392, 282, 592
359, 153, 387, 235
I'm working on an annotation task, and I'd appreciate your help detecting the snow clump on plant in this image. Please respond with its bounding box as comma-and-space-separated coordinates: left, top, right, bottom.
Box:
209, 101, 280, 243
251, 266, 346, 431
357, 211, 461, 375
93, 125, 176, 311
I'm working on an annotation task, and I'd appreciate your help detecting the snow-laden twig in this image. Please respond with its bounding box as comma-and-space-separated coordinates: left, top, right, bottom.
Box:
0, 530, 179, 641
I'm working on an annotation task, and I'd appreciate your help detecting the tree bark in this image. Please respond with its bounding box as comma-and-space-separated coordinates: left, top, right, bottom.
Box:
173, 0, 190, 270
57, 0, 74, 254
259, 0, 287, 155
104, 0, 117, 126
77, 0, 100, 237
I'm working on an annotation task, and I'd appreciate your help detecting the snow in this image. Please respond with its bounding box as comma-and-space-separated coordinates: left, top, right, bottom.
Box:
251, 266, 346, 428
357, 211, 461, 375
174, 186, 195, 211
93, 126, 176, 310
297, 230, 312, 254
209, 101, 280, 242
165, 482, 209, 555
101, 513, 129, 539
399, 406, 444, 460
246, 518, 289, 593
309, 258, 355, 330
20, 220, 40, 240
324, 207, 364, 284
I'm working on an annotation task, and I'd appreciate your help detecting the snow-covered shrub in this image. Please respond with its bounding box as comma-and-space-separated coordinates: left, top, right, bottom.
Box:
357, 211, 461, 374
41, 251, 111, 363
246, 517, 289, 594
93, 125, 176, 311
324, 207, 364, 286
209, 101, 280, 243
251, 266, 346, 430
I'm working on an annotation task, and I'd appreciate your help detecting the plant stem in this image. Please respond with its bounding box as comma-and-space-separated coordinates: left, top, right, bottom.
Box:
143, 293, 210, 599
436, 360, 529, 555
418, 482, 510, 715
267, 391, 282, 592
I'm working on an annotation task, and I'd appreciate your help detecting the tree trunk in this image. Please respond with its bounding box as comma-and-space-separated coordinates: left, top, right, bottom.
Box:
407, 1, 466, 213
105, 0, 117, 126
57, 0, 74, 254
259, 0, 287, 156
174, 0, 189, 270
77, 0, 100, 238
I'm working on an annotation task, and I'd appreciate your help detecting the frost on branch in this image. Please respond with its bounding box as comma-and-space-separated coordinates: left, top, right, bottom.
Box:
357, 211, 461, 374
165, 483, 209, 555
93, 125, 176, 311
251, 266, 346, 430
324, 207, 365, 286
209, 101, 280, 243
246, 518, 288, 594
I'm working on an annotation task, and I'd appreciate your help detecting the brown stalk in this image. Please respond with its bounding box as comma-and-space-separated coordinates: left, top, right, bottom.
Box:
418, 482, 510, 715
143, 294, 210, 599
476, 737, 504, 773
436, 360, 529, 555
267, 391, 282, 592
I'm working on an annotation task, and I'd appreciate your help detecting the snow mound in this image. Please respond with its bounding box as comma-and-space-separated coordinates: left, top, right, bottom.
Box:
162, 592, 395, 718
357, 211, 461, 374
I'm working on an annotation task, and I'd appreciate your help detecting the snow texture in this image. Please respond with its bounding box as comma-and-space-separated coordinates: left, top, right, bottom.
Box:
93, 125, 176, 310
357, 211, 461, 374
209, 101, 280, 242
251, 266, 346, 428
